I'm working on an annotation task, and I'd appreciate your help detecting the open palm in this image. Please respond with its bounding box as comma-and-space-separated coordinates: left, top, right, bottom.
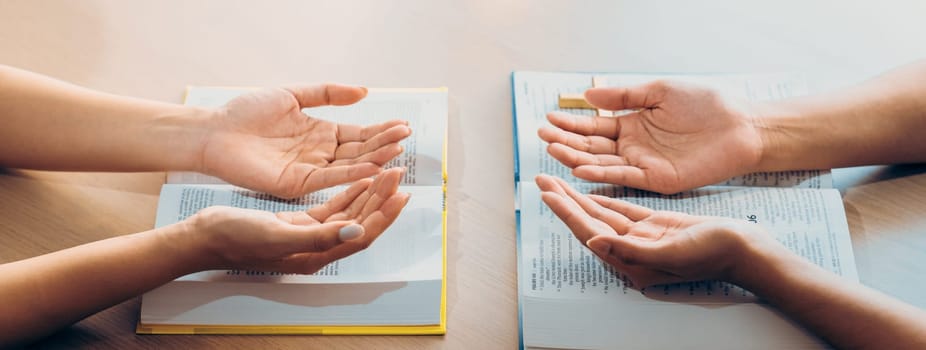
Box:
538, 81, 764, 194
535, 174, 773, 289
192, 168, 409, 274
200, 84, 411, 198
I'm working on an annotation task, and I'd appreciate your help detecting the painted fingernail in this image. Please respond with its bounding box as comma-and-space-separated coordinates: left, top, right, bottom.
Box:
587, 239, 610, 255
339, 224, 365, 241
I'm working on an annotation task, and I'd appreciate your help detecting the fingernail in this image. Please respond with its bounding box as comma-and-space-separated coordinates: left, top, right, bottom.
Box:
587, 239, 610, 255
402, 192, 412, 204
339, 224, 365, 241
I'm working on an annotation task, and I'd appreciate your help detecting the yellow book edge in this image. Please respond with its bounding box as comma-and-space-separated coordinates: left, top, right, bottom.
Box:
137, 86, 448, 335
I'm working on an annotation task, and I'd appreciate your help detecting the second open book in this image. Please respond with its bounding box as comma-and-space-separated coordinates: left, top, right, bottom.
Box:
138, 87, 447, 335
513, 72, 857, 349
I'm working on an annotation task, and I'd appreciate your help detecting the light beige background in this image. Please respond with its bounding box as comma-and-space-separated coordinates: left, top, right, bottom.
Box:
1, 1, 926, 348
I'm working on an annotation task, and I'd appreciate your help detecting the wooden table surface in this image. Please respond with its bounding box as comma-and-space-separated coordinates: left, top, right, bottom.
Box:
2, 1, 926, 348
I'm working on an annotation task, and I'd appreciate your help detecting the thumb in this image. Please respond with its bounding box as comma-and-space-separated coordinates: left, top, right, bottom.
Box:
584, 80, 669, 111
284, 83, 368, 108
279, 221, 366, 254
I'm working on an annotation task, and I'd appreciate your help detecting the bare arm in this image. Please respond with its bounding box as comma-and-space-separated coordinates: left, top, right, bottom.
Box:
737, 243, 926, 349
0, 65, 208, 171
0, 65, 411, 198
538, 60, 926, 194
757, 60, 926, 171
0, 168, 409, 347
536, 174, 926, 349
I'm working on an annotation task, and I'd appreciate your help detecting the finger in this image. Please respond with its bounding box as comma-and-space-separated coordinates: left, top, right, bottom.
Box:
573, 165, 650, 190
335, 124, 412, 159
274, 221, 364, 255
589, 195, 653, 222
276, 211, 320, 225
552, 177, 634, 234
360, 168, 405, 219
284, 83, 368, 108
359, 191, 411, 240
338, 119, 409, 143
322, 192, 412, 263
306, 179, 372, 221
331, 143, 403, 167
584, 251, 682, 290
586, 235, 671, 269
534, 173, 567, 194
584, 80, 670, 111
302, 163, 381, 194
535, 175, 615, 243
537, 127, 617, 154
547, 111, 621, 139
327, 167, 402, 221
547, 143, 628, 168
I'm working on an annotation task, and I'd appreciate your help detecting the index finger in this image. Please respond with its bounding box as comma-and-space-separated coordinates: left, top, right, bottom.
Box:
552, 177, 635, 234
317, 191, 412, 263
284, 83, 368, 108
535, 174, 615, 243
546, 112, 621, 139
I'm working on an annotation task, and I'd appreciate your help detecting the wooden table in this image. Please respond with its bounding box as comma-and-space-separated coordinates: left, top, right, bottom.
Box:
1, 1, 925, 348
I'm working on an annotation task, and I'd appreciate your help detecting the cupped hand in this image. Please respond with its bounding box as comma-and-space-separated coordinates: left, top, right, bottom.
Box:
200, 83, 411, 198
537, 81, 764, 194
535, 174, 778, 289
187, 167, 410, 274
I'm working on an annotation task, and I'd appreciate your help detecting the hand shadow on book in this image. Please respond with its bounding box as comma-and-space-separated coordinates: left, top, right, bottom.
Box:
147, 280, 411, 311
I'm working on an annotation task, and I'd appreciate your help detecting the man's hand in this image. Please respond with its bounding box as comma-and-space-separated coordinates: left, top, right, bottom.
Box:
201, 83, 411, 198
183, 167, 410, 274
535, 174, 780, 289
538, 81, 764, 194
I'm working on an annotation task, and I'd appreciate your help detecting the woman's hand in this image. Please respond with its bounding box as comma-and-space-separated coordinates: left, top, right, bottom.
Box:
179, 167, 410, 274
200, 83, 412, 198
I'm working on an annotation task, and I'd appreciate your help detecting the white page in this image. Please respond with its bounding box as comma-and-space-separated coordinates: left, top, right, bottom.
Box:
170, 87, 447, 186
512, 71, 831, 190
154, 184, 443, 284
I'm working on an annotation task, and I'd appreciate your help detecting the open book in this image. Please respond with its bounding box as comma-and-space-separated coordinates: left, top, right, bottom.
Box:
137, 87, 448, 335
512, 72, 857, 349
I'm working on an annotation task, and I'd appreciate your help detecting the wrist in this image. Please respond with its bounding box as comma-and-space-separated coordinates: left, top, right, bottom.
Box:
154, 218, 219, 275
749, 100, 802, 173
728, 232, 805, 294
150, 105, 216, 173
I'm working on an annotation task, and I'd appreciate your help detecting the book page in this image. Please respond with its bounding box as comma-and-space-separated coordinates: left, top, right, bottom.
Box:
512, 71, 831, 190
518, 182, 857, 303
154, 184, 443, 284
169, 87, 447, 186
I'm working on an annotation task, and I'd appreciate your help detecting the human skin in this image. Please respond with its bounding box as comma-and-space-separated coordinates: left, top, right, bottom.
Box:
0, 64, 412, 198
538, 60, 926, 194
536, 173, 926, 349
0, 65, 415, 346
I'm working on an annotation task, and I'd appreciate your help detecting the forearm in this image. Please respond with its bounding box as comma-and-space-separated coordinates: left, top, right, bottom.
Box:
736, 244, 926, 349
0, 222, 206, 347
0, 65, 211, 171
755, 60, 926, 171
